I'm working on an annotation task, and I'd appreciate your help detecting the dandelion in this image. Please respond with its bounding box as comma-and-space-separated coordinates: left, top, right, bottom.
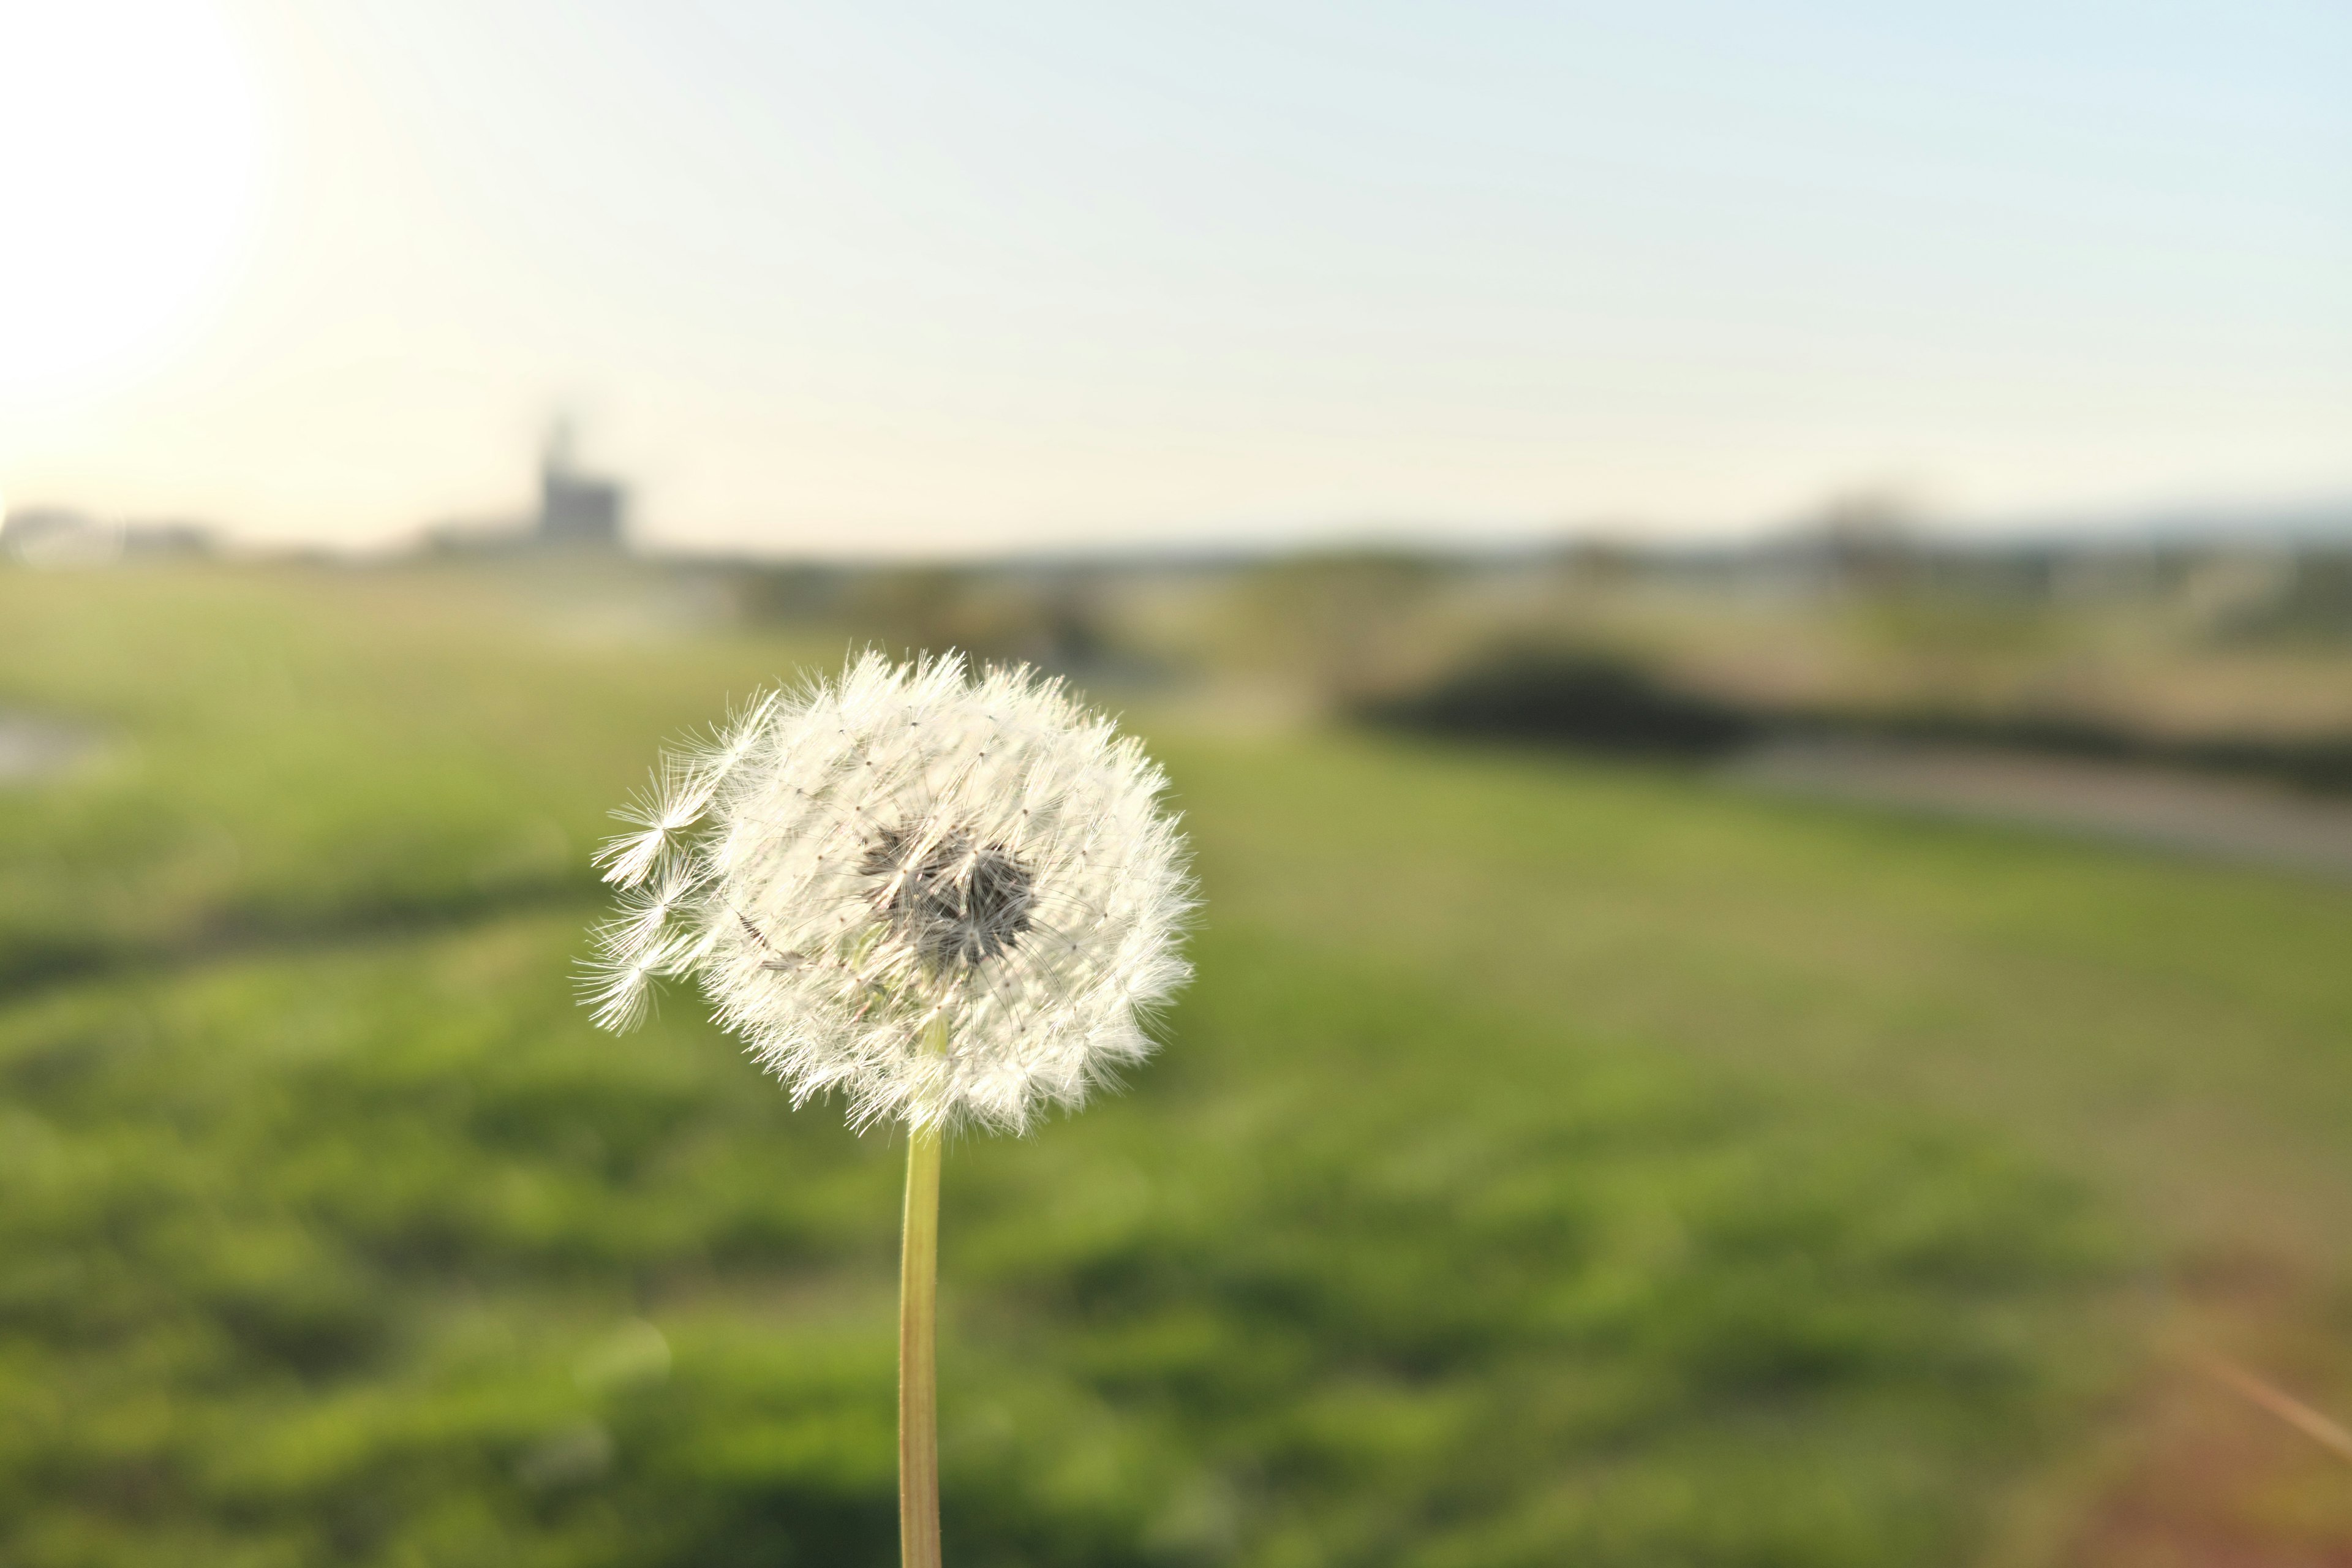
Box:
582, 651, 1194, 1564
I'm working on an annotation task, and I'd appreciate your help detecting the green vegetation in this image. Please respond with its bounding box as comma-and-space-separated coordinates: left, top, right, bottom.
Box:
4, 564, 2350, 1564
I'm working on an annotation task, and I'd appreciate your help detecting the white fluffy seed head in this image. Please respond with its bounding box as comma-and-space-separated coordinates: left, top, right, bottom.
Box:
582, 652, 1196, 1134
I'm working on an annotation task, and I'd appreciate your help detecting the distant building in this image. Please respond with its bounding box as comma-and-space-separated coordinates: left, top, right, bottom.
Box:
413, 421, 636, 558
536, 421, 628, 550
1, 507, 115, 567
1, 509, 217, 567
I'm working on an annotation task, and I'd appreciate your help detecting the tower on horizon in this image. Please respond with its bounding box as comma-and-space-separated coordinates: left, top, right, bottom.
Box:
536, 419, 627, 551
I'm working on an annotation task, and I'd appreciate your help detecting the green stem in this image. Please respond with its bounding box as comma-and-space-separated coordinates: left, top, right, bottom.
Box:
899, 1120, 944, 1568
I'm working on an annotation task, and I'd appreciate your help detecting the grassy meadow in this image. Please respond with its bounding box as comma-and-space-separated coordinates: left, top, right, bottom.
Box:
4, 563, 2350, 1564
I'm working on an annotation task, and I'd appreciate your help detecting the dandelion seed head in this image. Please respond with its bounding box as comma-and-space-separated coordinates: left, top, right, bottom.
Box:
582, 652, 1195, 1134
861, 824, 1038, 968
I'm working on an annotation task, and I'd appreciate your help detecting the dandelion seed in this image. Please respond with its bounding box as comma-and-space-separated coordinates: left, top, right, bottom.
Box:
591, 692, 779, 889
577, 928, 686, 1032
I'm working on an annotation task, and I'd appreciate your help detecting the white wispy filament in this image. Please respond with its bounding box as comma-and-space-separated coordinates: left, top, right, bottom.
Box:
582, 653, 1194, 1134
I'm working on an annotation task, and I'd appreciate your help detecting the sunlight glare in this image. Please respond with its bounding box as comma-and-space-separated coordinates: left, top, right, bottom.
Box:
0, 0, 262, 409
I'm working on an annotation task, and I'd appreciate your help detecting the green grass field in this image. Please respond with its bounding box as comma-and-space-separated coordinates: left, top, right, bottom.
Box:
4, 564, 2349, 1566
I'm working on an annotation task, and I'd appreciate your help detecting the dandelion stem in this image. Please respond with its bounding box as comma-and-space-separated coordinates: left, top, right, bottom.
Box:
899, 1113, 944, 1568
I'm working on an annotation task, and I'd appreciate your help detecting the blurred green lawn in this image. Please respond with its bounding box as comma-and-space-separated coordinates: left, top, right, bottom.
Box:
2, 564, 2348, 1566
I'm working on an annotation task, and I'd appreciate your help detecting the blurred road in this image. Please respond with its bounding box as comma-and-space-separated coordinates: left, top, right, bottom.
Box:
1731, 739, 2352, 881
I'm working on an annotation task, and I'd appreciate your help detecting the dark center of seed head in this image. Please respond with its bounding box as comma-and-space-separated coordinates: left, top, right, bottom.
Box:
861, 824, 1037, 968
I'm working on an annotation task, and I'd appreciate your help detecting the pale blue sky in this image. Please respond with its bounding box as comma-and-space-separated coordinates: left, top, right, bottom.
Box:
4, 0, 2345, 552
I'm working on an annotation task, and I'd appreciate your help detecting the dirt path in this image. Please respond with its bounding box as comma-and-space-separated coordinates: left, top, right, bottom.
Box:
1730, 739, 2352, 881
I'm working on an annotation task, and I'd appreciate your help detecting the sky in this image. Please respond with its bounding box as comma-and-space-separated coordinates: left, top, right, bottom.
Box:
0, 0, 2346, 556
